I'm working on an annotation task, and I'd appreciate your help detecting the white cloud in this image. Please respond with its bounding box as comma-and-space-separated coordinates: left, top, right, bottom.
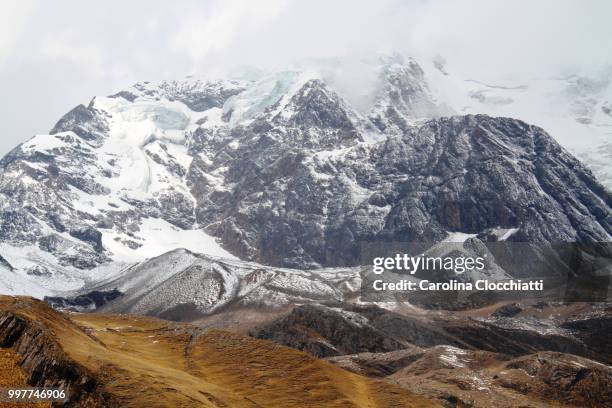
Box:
407, 0, 612, 78
0, 0, 36, 64
0, 0, 610, 155
171, 0, 288, 71
40, 38, 105, 74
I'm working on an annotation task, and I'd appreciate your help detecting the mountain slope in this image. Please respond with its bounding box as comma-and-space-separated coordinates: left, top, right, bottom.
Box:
251, 303, 609, 364
46, 249, 360, 319
330, 348, 612, 408
416, 56, 612, 190
0, 296, 437, 407
0, 55, 609, 296
253, 302, 612, 407
0, 347, 48, 408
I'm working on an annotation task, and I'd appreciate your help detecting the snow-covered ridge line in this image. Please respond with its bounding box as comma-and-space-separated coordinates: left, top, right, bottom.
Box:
46, 247, 362, 316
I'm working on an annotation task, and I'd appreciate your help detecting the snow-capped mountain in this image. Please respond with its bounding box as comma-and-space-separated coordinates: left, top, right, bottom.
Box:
0, 54, 610, 298
415, 57, 612, 189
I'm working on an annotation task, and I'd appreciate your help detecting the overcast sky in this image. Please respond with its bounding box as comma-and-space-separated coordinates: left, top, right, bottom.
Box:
1, 0, 610, 155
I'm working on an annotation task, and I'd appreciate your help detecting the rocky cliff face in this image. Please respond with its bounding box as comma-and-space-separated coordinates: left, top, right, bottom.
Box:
0, 56, 609, 296
0, 297, 115, 407
211, 112, 610, 269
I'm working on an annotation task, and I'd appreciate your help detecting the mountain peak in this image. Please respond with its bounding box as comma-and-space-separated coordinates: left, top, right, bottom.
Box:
0, 55, 609, 296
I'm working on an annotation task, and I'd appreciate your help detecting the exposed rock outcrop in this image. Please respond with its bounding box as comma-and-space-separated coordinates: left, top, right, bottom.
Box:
0, 297, 115, 407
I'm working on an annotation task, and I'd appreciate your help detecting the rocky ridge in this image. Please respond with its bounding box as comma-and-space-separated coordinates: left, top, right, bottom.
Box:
251, 301, 612, 407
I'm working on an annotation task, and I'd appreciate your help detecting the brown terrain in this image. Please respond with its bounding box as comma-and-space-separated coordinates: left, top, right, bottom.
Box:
0, 296, 438, 407
249, 301, 612, 407
0, 348, 49, 408
330, 346, 612, 407
1, 294, 610, 408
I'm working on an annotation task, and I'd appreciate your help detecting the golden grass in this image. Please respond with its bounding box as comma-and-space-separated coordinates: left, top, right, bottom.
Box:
72, 314, 437, 407
0, 348, 49, 408
1, 297, 439, 407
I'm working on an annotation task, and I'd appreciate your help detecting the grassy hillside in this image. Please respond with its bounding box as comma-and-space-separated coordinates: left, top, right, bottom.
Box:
0, 296, 437, 407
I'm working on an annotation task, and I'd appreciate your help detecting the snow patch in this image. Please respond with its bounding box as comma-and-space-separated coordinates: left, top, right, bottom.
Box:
102, 217, 236, 262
